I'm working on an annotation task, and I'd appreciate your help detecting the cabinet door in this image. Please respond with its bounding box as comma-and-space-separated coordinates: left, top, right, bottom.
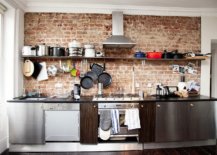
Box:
139, 102, 156, 143
155, 102, 188, 142
80, 103, 98, 144
188, 101, 216, 140
8, 103, 45, 144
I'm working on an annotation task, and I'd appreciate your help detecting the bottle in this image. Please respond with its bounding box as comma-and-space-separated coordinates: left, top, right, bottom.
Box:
156, 85, 161, 98
73, 84, 81, 100
98, 83, 103, 96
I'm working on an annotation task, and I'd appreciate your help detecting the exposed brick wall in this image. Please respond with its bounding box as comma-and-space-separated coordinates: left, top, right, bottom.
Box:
24, 13, 201, 96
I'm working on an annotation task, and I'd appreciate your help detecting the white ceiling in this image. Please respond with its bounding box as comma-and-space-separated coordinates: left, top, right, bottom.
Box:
16, 0, 217, 8
13, 0, 217, 16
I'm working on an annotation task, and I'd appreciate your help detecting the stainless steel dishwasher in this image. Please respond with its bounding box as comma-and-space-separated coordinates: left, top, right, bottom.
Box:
8, 103, 45, 144
43, 103, 80, 142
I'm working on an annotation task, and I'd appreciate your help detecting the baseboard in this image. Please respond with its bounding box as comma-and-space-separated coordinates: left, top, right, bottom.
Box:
0, 149, 8, 155
0, 137, 8, 154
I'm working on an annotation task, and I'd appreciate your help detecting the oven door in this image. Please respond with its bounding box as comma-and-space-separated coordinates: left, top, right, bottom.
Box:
98, 108, 138, 140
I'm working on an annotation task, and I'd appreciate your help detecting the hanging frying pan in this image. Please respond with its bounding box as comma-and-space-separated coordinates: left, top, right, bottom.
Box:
80, 76, 94, 89
86, 71, 98, 84
90, 63, 104, 76
98, 72, 112, 88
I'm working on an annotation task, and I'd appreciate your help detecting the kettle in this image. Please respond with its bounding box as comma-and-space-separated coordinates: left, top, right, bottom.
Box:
36, 44, 49, 56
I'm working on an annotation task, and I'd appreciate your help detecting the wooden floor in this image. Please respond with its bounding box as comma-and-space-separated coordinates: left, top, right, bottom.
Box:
7, 146, 217, 155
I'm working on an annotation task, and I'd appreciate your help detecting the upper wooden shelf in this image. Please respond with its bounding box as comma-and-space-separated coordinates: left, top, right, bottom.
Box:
21, 56, 208, 61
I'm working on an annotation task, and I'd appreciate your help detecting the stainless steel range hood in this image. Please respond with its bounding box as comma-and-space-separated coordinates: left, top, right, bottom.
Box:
103, 11, 136, 48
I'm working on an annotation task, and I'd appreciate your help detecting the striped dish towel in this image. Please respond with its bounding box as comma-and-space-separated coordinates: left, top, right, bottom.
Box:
111, 109, 120, 134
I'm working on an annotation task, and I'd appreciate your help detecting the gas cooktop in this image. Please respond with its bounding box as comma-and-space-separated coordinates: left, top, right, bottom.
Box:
92, 94, 142, 101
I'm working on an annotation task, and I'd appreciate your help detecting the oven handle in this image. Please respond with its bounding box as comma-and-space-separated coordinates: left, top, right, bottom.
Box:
98, 109, 129, 114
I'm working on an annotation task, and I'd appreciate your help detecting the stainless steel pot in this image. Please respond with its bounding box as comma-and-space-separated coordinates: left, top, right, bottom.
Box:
36, 44, 49, 56
49, 47, 65, 56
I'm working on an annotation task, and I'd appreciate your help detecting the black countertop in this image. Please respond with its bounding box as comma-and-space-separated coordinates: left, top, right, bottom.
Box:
7, 95, 217, 103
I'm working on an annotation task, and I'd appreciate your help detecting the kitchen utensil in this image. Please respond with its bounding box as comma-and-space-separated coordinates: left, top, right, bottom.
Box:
32, 62, 42, 79
61, 62, 70, 72
75, 62, 80, 77
90, 63, 104, 76
96, 51, 104, 57
23, 60, 34, 77
134, 51, 145, 58
171, 50, 184, 59
162, 50, 174, 59
80, 76, 94, 89
84, 44, 95, 57
97, 63, 112, 87
73, 84, 81, 100
22, 46, 36, 56
166, 86, 178, 96
51, 46, 65, 56
98, 83, 103, 95
71, 63, 77, 77
37, 62, 48, 81
84, 48, 95, 57
47, 65, 58, 77
146, 51, 162, 59
131, 66, 135, 94
36, 44, 49, 56
86, 71, 98, 84
156, 85, 162, 98
98, 72, 112, 88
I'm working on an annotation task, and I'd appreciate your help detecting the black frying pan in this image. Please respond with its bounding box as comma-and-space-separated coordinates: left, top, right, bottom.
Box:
98, 72, 112, 87
90, 63, 104, 76
80, 76, 94, 89
86, 71, 98, 84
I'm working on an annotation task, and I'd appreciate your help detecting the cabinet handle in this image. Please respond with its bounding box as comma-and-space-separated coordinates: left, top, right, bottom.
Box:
190, 103, 194, 107
93, 105, 96, 108
157, 104, 161, 108
141, 105, 144, 108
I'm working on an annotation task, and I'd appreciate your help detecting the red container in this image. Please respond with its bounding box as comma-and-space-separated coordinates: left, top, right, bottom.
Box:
146, 51, 163, 59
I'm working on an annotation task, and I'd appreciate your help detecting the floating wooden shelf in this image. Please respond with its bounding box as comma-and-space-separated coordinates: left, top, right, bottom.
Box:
22, 56, 208, 61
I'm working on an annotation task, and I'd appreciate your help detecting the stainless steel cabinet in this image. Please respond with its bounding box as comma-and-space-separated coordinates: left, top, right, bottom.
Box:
188, 101, 215, 140
155, 101, 215, 142
8, 103, 45, 144
155, 102, 188, 142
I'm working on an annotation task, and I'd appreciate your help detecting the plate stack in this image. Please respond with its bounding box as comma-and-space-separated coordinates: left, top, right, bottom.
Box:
68, 40, 83, 57
68, 47, 83, 57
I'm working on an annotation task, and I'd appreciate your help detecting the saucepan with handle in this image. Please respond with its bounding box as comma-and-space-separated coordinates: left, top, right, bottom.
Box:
98, 64, 112, 88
